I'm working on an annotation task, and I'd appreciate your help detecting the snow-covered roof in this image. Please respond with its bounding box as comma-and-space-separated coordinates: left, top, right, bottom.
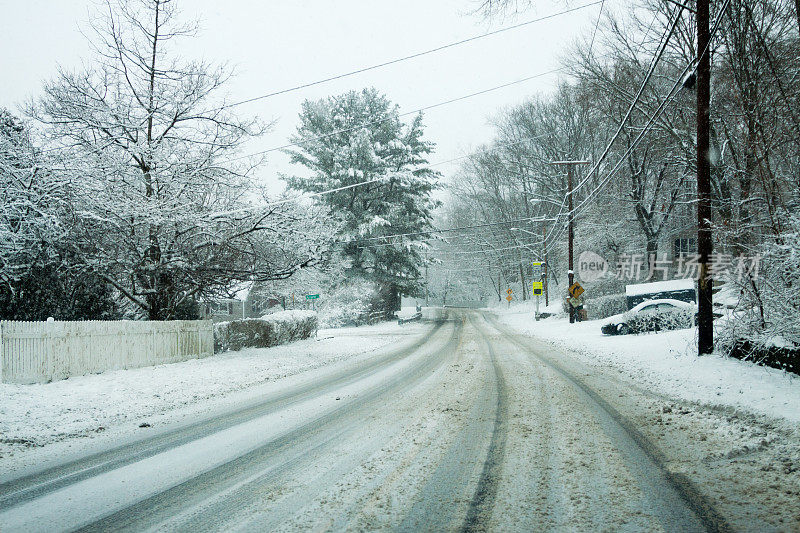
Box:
232, 281, 253, 302
625, 278, 695, 297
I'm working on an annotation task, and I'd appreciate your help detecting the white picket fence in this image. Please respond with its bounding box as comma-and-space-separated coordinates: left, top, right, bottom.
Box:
0, 320, 214, 384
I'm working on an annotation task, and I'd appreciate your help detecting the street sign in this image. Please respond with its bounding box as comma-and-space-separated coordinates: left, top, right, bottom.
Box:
568, 282, 584, 298
505, 288, 513, 302
305, 294, 320, 300
532, 281, 543, 295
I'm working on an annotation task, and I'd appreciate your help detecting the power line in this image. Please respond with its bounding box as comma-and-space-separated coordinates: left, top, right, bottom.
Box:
587, 0, 607, 57
215, 1, 605, 112
351, 215, 553, 244
35, 5, 602, 158
220, 68, 566, 165
431, 241, 543, 255
428, 4, 688, 266
203, 68, 573, 220
543, 0, 732, 250
569, 3, 687, 204
425, 7, 685, 266
536, 2, 689, 250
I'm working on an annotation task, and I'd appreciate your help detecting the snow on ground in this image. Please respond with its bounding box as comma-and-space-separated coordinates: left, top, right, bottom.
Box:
495, 300, 800, 423
396, 306, 421, 319
0, 321, 428, 460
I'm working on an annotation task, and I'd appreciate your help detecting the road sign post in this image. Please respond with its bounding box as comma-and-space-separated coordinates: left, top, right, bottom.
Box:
532, 282, 543, 319
530, 262, 542, 319
506, 288, 513, 308
305, 294, 319, 311
568, 282, 585, 322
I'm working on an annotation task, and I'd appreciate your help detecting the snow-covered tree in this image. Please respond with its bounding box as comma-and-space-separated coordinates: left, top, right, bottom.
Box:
285, 88, 441, 312
0, 109, 55, 289
0, 109, 121, 319
30, 0, 324, 320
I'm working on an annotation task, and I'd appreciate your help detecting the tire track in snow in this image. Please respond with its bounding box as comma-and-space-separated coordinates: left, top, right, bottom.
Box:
484, 312, 731, 533
471, 315, 563, 530
397, 314, 508, 532
0, 322, 445, 510
459, 315, 509, 532
71, 317, 464, 532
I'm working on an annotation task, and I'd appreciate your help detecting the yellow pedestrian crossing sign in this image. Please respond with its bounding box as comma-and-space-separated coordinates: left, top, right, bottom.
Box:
532, 281, 543, 295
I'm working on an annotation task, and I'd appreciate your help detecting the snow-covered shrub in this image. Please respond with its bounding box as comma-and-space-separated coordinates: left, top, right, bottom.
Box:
587, 293, 627, 320
214, 310, 317, 352
625, 309, 694, 334
317, 278, 381, 328
726, 339, 800, 375
717, 214, 800, 371
717, 213, 800, 373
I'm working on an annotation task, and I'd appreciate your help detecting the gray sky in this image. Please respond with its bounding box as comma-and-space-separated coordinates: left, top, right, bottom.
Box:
0, 0, 604, 193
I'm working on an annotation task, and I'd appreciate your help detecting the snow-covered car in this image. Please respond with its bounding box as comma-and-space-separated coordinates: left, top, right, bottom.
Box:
601, 299, 697, 336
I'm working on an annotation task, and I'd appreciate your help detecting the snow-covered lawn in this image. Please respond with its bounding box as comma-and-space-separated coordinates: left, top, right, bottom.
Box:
0, 322, 428, 461
495, 301, 800, 423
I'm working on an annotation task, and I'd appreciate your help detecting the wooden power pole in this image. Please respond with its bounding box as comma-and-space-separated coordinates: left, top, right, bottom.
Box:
697, 0, 714, 354
551, 159, 591, 323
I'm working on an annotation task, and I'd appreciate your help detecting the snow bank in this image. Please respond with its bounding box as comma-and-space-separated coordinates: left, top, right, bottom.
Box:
496, 307, 800, 423
214, 310, 318, 352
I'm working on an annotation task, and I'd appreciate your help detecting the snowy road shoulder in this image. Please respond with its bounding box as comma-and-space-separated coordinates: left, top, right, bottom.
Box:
0, 321, 431, 473
492, 306, 800, 530
494, 302, 800, 424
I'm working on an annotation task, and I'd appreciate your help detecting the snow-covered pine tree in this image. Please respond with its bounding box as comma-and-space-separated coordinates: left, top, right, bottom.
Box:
286, 88, 441, 313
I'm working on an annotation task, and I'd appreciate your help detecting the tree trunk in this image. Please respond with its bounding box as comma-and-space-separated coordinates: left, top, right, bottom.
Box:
646, 237, 658, 275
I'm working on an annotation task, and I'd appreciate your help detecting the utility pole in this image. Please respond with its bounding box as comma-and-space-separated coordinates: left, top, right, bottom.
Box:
696, 0, 713, 354
550, 160, 591, 323
543, 223, 549, 307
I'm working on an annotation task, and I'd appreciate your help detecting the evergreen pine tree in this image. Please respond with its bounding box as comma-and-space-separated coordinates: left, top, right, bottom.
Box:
286, 88, 440, 312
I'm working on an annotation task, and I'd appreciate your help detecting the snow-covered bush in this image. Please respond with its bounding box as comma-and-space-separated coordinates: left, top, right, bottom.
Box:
717, 213, 800, 371
625, 309, 694, 334
587, 293, 627, 320
726, 339, 800, 375
317, 278, 382, 328
214, 310, 317, 353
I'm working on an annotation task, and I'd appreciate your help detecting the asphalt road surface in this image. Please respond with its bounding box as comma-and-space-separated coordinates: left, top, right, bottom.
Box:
0, 310, 729, 532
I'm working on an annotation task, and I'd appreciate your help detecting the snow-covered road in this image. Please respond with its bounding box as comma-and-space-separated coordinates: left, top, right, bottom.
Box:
1, 310, 798, 531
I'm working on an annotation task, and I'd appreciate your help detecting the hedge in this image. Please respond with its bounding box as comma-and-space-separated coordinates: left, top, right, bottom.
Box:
625, 309, 694, 334
214, 310, 318, 353
587, 293, 628, 320
726, 339, 800, 376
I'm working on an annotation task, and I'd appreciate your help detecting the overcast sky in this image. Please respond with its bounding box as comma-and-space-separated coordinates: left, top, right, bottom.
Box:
0, 0, 604, 194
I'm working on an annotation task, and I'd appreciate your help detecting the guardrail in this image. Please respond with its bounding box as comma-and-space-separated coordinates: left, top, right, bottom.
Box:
397, 312, 422, 325
367, 311, 385, 325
